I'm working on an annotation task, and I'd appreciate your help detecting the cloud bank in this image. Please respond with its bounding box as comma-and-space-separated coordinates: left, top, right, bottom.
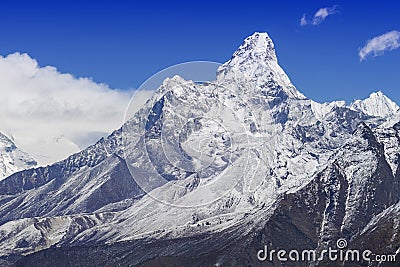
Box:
300, 6, 337, 26
0, 53, 134, 165
359, 30, 400, 61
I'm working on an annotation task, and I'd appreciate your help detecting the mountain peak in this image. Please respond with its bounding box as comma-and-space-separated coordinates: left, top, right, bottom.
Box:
350, 91, 399, 117
231, 32, 277, 62
217, 32, 306, 100
372, 90, 384, 97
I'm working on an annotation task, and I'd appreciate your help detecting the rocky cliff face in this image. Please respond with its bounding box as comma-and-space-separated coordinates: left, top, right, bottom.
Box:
0, 132, 36, 181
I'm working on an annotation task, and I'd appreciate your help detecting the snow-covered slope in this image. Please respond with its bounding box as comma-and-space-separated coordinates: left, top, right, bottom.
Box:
218, 32, 306, 100
310, 100, 347, 120
310, 91, 400, 122
351, 91, 400, 117
0, 32, 399, 266
0, 132, 36, 181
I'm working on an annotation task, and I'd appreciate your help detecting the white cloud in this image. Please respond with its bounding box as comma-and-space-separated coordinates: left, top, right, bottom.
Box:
359, 30, 400, 61
312, 6, 337, 25
0, 52, 138, 165
301, 6, 337, 26
300, 14, 308, 26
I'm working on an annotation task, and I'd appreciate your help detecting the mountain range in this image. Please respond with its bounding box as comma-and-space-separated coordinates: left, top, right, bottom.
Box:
0, 32, 399, 266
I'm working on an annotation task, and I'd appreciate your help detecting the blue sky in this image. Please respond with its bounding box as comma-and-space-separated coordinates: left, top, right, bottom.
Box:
0, 0, 399, 103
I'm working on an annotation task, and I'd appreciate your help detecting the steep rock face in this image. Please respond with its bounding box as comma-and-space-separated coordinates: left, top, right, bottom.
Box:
247, 122, 399, 266
351, 201, 400, 265
217, 32, 306, 100
351, 91, 400, 118
0, 32, 399, 266
0, 132, 36, 181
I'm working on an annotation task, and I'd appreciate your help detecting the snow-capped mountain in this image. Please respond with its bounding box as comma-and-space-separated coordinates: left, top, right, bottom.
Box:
0, 132, 36, 181
310, 90, 399, 121
351, 91, 400, 117
0, 32, 399, 266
